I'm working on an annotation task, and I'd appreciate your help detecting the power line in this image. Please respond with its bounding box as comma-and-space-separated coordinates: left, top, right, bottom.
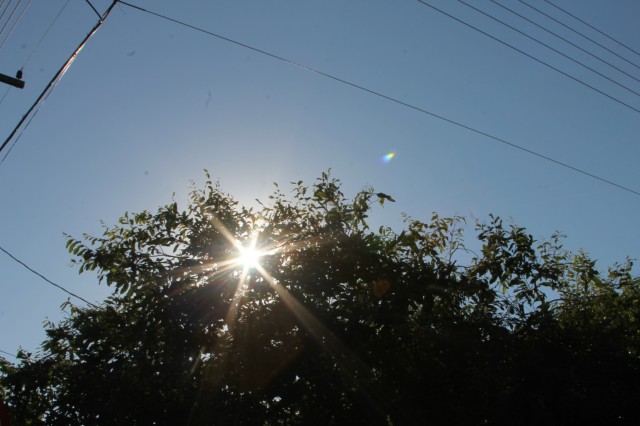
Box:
2, 31, 67, 165
0, 0, 70, 113
0, 102, 43, 165
0, 85, 9, 106
0, 0, 21, 41
118, 1, 640, 197
0, 348, 18, 359
0, 0, 12, 18
457, 0, 640, 98
544, 0, 640, 59
0, 0, 119, 163
489, 0, 640, 86
22, 0, 71, 69
0, 244, 98, 308
0, 74, 57, 165
82, 0, 101, 21
415, 0, 640, 115
0, 0, 30, 49
518, 0, 640, 71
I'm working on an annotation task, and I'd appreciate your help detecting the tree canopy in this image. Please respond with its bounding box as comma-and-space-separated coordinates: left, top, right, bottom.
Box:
1, 172, 639, 425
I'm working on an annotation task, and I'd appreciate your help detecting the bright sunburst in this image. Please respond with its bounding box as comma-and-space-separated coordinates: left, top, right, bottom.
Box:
237, 245, 262, 270
234, 237, 265, 271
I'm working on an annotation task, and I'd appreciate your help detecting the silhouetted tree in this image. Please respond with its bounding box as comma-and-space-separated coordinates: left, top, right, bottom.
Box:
1, 172, 639, 425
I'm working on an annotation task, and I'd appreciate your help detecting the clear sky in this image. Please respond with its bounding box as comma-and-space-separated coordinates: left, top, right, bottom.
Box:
0, 0, 639, 355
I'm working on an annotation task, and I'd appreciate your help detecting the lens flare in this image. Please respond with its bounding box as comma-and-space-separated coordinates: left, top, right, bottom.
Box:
381, 152, 395, 163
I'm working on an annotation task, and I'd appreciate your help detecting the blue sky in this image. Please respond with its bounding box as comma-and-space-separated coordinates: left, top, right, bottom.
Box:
1, 0, 639, 355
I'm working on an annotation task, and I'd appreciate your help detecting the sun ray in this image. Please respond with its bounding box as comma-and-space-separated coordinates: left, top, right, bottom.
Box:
254, 263, 387, 417
165, 215, 386, 416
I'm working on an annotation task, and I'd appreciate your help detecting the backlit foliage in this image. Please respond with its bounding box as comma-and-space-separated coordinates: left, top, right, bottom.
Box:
1, 172, 639, 425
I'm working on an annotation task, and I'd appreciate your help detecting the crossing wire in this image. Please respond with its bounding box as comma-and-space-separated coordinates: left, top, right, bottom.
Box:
22, 0, 71, 69
0, 348, 18, 359
544, 0, 640, 59
83, 0, 101, 20
518, 0, 640, 71
416, 0, 640, 115
117, 1, 640, 197
0, 100, 44, 165
488, 0, 640, 86
0, 0, 21, 41
457, 0, 640, 98
1, 0, 71, 110
0, 0, 8, 20
0, 85, 9, 106
0, 0, 30, 49
0, 244, 98, 308
0, 1, 119, 164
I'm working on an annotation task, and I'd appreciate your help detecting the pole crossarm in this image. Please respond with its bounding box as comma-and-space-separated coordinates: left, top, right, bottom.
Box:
0, 71, 24, 88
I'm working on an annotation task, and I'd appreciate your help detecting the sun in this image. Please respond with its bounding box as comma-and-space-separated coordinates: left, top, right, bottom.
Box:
237, 245, 262, 270
234, 237, 265, 271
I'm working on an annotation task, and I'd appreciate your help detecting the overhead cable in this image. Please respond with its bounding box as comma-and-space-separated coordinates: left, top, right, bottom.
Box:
489, 0, 640, 86
0, 244, 98, 308
118, 1, 640, 197
22, 0, 71, 69
0, 100, 43, 165
0, 348, 17, 359
0, 0, 10, 24
544, 0, 640, 59
457, 0, 640, 98
0, 0, 31, 49
416, 0, 640, 115
0, 0, 119, 163
0, 86, 9, 106
2, 13, 69, 163
83, 0, 101, 21
518, 0, 640, 71
0, 0, 21, 41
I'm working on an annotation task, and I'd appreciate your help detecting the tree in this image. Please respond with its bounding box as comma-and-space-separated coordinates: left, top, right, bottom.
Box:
1, 172, 639, 425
